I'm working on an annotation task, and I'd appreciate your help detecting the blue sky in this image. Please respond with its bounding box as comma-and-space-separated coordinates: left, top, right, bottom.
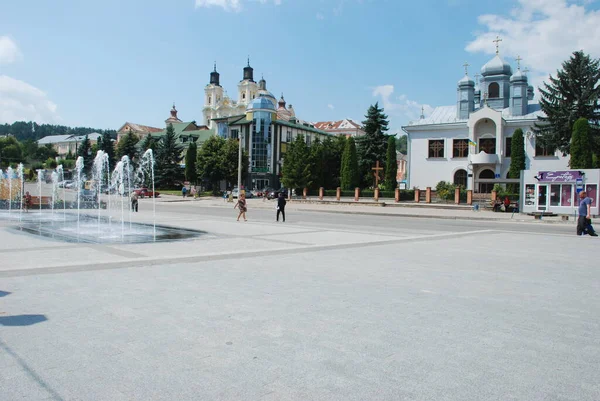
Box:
1, 0, 599, 133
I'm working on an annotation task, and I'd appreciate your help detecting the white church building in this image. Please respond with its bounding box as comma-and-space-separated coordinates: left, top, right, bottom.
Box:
403, 46, 570, 194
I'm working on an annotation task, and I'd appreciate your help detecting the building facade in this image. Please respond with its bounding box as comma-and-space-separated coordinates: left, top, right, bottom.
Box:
38, 133, 102, 157
403, 49, 569, 193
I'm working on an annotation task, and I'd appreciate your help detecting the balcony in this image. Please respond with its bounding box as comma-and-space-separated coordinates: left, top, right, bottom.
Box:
469, 151, 499, 165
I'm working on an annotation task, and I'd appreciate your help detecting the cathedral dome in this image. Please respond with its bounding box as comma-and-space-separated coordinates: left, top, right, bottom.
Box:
481, 55, 512, 77
510, 69, 527, 83
247, 93, 276, 112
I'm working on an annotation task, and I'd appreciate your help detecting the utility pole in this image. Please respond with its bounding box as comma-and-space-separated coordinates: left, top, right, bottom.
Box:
237, 130, 243, 194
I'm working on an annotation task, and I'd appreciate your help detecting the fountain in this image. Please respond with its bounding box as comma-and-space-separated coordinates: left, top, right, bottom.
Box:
7, 166, 13, 214
36, 169, 43, 215
17, 163, 24, 220
1, 151, 207, 244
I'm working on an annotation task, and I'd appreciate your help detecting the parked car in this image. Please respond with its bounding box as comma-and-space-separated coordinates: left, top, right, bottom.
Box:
268, 188, 288, 200
133, 187, 160, 198
58, 180, 74, 188
231, 187, 253, 198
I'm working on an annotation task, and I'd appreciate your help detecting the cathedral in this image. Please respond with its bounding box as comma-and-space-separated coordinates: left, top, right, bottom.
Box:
403, 40, 570, 195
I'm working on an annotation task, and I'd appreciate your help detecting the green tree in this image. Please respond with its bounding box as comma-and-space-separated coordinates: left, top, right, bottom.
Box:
340, 136, 359, 190
0, 136, 23, 167
116, 130, 139, 162
534, 51, 600, 155
76, 134, 93, 175
155, 123, 183, 188
139, 134, 157, 154
98, 132, 116, 167
357, 103, 389, 187
396, 135, 407, 154
222, 138, 249, 188
508, 128, 526, 193
570, 118, 593, 168
321, 135, 346, 189
384, 136, 398, 190
281, 134, 312, 191
185, 142, 198, 185
309, 137, 326, 189
197, 136, 226, 192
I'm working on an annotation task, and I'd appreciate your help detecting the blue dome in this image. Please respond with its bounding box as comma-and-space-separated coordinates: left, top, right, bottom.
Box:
510, 69, 527, 83
458, 75, 474, 86
247, 94, 276, 112
481, 54, 512, 76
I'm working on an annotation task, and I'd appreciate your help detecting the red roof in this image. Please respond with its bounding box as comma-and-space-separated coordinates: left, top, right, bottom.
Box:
313, 119, 362, 131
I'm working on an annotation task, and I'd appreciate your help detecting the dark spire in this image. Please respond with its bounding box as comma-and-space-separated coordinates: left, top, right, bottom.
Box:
210, 62, 220, 86
278, 93, 286, 108
243, 56, 254, 82
258, 74, 266, 90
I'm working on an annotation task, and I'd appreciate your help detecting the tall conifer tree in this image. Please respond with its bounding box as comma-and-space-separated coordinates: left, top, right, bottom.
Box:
570, 118, 593, 168
384, 136, 398, 190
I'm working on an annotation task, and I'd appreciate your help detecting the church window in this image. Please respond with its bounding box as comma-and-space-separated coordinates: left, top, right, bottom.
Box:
242, 93, 246, 100
452, 139, 469, 158
535, 139, 555, 157
479, 138, 496, 154
453, 169, 467, 188
231, 129, 239, 140
428, 139, 444, 158
505, 137, 512, 157
488, 82, 500, 98
208, 96, 211, 105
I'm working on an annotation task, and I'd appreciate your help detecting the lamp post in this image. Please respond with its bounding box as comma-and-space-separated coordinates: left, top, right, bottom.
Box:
237, 130, 243, 195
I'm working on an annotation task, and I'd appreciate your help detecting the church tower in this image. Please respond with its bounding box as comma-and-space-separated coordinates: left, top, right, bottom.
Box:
479, 37, 512, 110
238, 58, 258, 106
203, 63, 224, 127
456, 62, 475, 119
509, 56, 529, 117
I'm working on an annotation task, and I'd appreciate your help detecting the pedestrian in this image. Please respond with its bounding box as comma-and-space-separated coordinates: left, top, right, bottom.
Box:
131, 191, 139, 212
577, 191, 598, 236
23, 191, 32, 212
234, 193, 247, 221
503, 196, 511, 212
276, 192, 286, 222
191, 186, 197, 199
182, 186, 187, 198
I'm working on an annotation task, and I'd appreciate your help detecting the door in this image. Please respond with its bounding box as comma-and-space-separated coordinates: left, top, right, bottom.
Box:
537, 185, 548, 211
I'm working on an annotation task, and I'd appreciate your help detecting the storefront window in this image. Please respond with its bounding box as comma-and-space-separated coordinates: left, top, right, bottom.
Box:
561, 185, 572, 207
550, 185, 560, 206
586, 184, 597, 207
525, 184, 535, 206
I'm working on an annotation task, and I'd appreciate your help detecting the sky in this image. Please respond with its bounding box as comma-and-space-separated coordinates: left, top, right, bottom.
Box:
1, 0, 600, 134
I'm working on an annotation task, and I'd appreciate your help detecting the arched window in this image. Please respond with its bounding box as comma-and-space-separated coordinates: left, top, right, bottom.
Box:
478, 169, 495, 193
479, 169, 495, 179
454, 169, 467, 188
488, 82, 500, 98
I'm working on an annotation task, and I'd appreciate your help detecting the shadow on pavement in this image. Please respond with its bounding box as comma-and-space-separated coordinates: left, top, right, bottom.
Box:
0, 314, 48, 326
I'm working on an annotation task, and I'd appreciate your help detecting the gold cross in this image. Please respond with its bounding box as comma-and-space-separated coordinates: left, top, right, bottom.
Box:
515, 55, 522, 70
372, 161, 384, 188
493, 36, 502, 54
463, 61, 470, 75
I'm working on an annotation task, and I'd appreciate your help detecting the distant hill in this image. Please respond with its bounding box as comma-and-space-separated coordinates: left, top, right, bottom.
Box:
0, 121, 117, 142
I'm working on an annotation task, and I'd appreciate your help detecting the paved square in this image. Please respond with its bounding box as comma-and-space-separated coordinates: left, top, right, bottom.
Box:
1, 202, 598, 400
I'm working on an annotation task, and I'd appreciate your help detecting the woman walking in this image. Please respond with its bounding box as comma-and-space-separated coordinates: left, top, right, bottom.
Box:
234, 193, 248, 221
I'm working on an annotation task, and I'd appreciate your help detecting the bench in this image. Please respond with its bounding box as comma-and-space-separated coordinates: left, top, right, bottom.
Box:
28, 196, 52, 208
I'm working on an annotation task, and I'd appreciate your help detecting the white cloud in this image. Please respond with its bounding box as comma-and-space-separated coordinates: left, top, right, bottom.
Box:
0, 36, 22, 65
465, 0, 600, 91
0, 75, 60, 124
372, 85, 433, 127
195, 0, 283, 12
327, 104, 335, 110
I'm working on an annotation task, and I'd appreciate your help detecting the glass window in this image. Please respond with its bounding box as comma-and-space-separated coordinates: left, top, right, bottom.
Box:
479, 138, 496, 154
286, 131, 292, 142
231, 129, 239, 140
550, 184, 560, 206
505, 137, 512, 157
453, 169, 467, 188
586, 184, 597, 207
525, 184, 535, 206
535, 139, 555, 156
489, 82, 500, 98
306, 135, 311, 147
561, 185, 572, 207
452, 139, 469, 158
428, 139, 444, 158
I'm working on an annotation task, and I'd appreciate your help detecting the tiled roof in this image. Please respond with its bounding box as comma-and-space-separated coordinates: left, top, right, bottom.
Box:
37, 133, 101, 144
119, 122, 162, 133
313, 119, 362, 131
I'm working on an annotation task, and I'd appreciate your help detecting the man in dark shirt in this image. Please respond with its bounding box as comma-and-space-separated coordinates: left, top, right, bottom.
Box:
276, 192, 287, 222
577, 191, 597, 236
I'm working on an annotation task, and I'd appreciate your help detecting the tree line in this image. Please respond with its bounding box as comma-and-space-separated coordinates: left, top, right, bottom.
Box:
0, 121, 116, 142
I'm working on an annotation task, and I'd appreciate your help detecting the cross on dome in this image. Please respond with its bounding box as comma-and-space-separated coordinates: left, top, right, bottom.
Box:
515, 55, 522, 70
463, 61, 470, 75
493, 35, 502, 55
